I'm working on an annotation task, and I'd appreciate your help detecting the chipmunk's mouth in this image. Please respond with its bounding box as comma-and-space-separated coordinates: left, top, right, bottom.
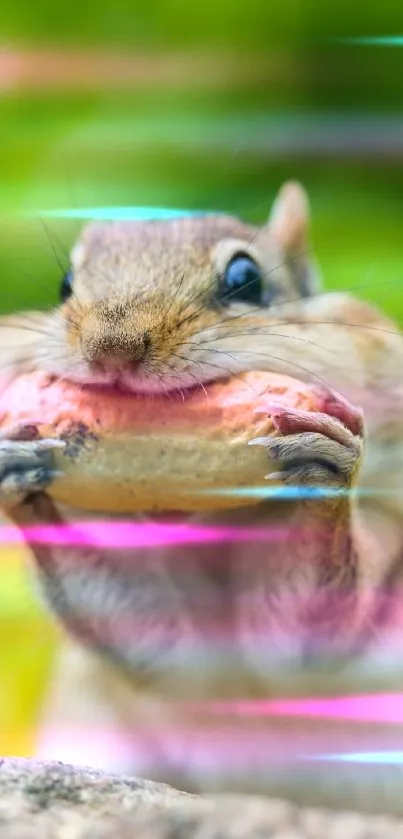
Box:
82, 378, 206, 400
77, 364, 232, 399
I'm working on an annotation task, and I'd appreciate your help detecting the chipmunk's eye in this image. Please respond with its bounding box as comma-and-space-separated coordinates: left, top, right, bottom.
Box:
220, 254, 263, 305
60, 270, 74, 302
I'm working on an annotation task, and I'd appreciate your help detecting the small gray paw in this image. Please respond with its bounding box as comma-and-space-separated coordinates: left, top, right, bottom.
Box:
0, 427, 64, 508
250, 389, 364, 490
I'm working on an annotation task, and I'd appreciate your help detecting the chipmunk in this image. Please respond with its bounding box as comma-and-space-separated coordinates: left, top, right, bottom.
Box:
2, 182, 403, 814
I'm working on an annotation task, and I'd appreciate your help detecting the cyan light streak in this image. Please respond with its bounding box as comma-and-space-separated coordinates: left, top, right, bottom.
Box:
334, 37, 403, 46
32, 207, 216, 221
309, 752, 403, 764
200, 486, 403, 500
202, 486, 346, 500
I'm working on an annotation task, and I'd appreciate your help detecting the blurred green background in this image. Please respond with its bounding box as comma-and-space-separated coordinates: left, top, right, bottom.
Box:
1, 0, 403, 756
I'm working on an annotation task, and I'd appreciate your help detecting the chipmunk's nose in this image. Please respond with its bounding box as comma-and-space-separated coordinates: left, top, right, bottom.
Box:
97, 350, 143, 375
80, 311, 150, 372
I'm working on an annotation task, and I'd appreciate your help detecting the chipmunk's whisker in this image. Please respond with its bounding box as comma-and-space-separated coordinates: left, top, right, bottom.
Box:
160, 273, 187, 326
38, 218, 70, 281
169, 353, 209, 396
185, 331, 340, 359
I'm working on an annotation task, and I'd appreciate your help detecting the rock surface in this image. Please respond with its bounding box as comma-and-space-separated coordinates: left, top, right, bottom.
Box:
1, 758, 403, 838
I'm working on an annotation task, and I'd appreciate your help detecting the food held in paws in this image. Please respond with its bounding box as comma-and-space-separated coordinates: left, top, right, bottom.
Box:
0, 371, 322, 512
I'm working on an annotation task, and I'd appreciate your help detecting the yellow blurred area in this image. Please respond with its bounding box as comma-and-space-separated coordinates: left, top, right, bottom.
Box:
0, 541, 57, 756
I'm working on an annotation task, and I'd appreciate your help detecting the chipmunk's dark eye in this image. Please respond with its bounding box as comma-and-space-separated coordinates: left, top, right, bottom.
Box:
60, 270, 74, 302
220, 254, 263, 305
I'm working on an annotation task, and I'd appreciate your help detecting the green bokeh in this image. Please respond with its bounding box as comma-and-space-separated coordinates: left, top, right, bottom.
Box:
1, 7, 403, 319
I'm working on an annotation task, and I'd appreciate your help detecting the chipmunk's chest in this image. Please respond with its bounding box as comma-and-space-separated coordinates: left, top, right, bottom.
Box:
33, 502, 342, 694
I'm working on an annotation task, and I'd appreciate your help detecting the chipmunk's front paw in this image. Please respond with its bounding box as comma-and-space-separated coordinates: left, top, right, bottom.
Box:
250, 389, 364, 490
0, 422, 64, 508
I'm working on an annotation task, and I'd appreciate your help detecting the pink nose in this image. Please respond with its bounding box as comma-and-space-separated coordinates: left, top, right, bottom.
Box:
97, 354, 140, 374
82, 331, 150, 370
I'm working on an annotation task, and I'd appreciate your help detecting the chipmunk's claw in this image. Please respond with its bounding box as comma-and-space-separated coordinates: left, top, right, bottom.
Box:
0, 424, 65, 508
252, 388, 364, 491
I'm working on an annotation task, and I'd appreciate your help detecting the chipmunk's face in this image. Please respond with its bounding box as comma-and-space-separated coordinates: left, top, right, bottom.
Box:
40, 182, 321, 394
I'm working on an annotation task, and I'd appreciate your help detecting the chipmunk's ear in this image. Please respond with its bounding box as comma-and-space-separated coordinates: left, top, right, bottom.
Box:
268, 181, 322, 297
269, 181, 309, 253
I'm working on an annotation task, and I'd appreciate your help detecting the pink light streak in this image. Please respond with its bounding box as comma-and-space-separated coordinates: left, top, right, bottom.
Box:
0, 520, 292, 549
187, 694, 403, 725
0, 47, 271, 93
